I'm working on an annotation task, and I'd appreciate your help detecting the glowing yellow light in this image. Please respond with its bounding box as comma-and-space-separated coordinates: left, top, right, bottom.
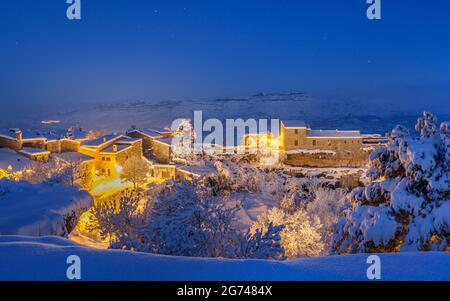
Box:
114, 164, 123, 174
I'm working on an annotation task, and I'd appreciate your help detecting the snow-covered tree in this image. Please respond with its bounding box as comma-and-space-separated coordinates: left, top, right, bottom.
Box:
240, 223, 285, 260
252, 207, 324, 258
141, 180, 242, 257
333, 112, 450, 253
89, 190, 147, 248
21, 156, 91, 188
172, 119, 196, 161
306, 187, 348, 252
121, 155, 150, 190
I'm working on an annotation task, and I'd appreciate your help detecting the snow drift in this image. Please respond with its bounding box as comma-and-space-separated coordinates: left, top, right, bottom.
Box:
0, 180, 93, 236
0, 235, 449, 281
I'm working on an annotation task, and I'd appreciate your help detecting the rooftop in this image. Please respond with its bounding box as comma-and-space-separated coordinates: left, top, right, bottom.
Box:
308, 129, 362, 138
100, 144, 132, 154
282, 120, 308, 128
0, 129, 19, 140
0, 148, 33, 171
116, 136, 141, 144
18, 147, 51, 155
81, 134, 122, 147
52, 152, 93, 162
155, 136, 174, 145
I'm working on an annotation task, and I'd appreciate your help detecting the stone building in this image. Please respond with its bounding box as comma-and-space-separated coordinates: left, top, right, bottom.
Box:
243, 120, 386, 167
79, 134, 143, 179
126, 128, 174, 164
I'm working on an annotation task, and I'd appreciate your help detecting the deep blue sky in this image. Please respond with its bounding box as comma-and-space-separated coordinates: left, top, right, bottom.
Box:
1, 0, 449, 115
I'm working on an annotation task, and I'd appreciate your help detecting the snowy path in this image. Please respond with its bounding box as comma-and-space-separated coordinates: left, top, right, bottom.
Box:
0, 236, 449, 281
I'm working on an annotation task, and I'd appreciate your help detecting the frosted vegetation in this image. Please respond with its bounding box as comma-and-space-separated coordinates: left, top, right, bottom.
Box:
333, 112, 449, 253
90, 157, 350, 259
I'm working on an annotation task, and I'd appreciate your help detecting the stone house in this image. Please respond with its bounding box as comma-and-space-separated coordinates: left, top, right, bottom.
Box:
79, 134, 143, 179
243, 120, 386, 167
126, 128, 174, 164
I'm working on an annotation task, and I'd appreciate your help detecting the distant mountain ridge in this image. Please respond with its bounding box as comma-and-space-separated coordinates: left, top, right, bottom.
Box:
2, 92, 448, 136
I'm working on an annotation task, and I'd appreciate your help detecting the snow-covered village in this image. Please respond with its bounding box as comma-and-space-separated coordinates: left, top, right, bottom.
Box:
0, 1, 449, 290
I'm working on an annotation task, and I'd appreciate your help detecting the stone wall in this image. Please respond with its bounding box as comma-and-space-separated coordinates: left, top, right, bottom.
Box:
22, 140, 46, 149
46, 139, 81, 153
115, 141, 143, 166
150, 140, 171, 164
0, 137, 21, 151
284, 150, 369, 168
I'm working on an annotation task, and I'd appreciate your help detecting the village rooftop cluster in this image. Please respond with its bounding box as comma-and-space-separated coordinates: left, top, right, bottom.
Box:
0, 119, 387, 185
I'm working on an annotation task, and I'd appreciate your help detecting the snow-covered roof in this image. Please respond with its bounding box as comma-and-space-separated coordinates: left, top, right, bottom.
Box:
81, 133, 123, 147
308, 130, 362, 138
129, 128, 164, 139
52, 152, 93, 162
18, 148, 50, 156
70, 128, 89, 140
0, 129, 20, 140
100, 143, 132, 154
282, 120, 308, 128
0, 148, 32, 171
116, 136, 141, 144
155, 136, 174, 145
21, 130, 48, 140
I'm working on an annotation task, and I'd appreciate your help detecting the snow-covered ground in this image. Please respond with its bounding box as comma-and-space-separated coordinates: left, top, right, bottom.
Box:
0, 235, 448, 281
0, 180, 93, 236
0, 148, 33, 171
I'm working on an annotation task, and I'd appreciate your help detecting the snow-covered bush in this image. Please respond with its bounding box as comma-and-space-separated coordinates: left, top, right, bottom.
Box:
100, 180, 288, 260
21, 156, 92, 189
89, 190, 147, 247
306, 187, 348, 252
252, 207, 324, 258
240, 223, 285, 260
333, 112, 449, 253
141, 181, 242, 258
210, 161, 266, 193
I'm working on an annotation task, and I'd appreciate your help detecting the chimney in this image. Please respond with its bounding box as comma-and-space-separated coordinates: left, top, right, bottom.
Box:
15, 130, 22, 141
112, 145, 117, 152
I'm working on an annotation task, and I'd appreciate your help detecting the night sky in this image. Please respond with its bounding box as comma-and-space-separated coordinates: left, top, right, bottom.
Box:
1, 0, 449, 116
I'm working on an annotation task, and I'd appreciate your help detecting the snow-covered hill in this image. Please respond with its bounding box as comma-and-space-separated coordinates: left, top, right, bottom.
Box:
0, 235, 448, 281
4, 92, 444, 135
